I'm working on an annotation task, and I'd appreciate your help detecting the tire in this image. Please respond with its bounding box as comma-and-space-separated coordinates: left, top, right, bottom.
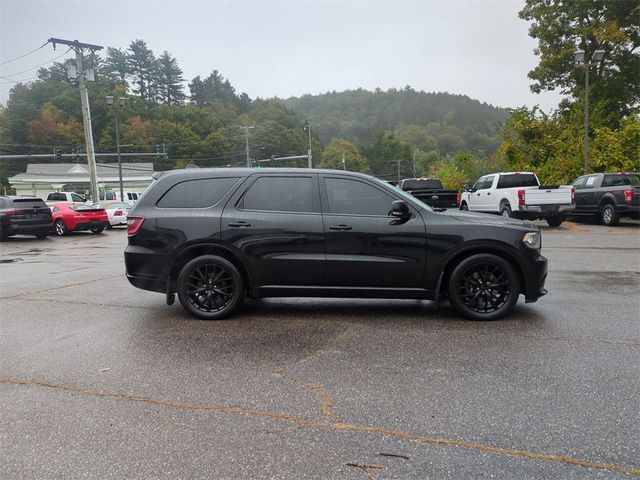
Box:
35, 232, 48, 239
546, 215, 564, 227
91, 226, 104, 234
499, 203, 512, 218
448, 253, 520, 321
177, 255, 244, 320
600, 203, 619, 226
460, 202, 468, 211
55, 219, 67, 236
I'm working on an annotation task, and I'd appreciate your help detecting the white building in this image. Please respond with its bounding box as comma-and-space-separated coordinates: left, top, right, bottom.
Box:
8, 163, 156, 198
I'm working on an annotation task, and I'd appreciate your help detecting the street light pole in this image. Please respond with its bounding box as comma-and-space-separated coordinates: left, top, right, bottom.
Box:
107, 96, 127, 201
304, 124, 312, 168
574, 49, 605, 175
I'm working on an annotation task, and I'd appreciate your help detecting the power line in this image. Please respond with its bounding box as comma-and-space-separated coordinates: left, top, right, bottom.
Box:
0, 41, 50, 66
0, 48, 73, 79
0, 76, 40, 86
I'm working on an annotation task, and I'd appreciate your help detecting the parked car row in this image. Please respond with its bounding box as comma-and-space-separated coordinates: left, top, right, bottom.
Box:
0, 191, 133, 240
400, 171, 639, 227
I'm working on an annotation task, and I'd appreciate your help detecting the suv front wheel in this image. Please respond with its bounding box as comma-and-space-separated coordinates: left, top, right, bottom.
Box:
177, 255, 244, 320
448, 253, 520, 321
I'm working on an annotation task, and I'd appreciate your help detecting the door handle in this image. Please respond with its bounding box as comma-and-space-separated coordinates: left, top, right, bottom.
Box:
487, 192, 491, 195
228, 221, 251, 228
329, 224, 352, 231
476, 193, 481, 196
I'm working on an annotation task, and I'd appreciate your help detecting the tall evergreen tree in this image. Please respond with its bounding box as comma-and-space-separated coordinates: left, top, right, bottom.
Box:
157, 51, 186, 106
127, 40, 156, 101
103, 47, 129, 87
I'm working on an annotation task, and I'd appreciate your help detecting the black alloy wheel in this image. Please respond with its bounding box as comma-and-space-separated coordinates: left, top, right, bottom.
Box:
460, 202, 468, 211
448, 254, 520, 321
177, 255, 243, 320
91, 226, 104, 234
55, 219, 67, 236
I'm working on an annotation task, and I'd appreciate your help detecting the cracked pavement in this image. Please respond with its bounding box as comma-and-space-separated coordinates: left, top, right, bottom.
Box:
1, 220, 639, 479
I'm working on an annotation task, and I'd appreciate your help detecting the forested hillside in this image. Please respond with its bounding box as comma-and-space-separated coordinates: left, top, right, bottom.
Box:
282, 89, 508, 156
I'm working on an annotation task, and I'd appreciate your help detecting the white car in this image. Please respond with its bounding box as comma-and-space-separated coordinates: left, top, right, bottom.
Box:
101, 202, 130, 228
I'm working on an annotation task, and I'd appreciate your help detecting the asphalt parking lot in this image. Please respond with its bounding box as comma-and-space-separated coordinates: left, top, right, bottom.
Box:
1, 219, 639, 479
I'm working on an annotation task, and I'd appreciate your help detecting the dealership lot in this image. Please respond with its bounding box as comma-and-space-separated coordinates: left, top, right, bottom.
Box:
1, 220, 639, 479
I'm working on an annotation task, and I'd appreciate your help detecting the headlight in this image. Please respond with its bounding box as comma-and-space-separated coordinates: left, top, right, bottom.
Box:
522, 231, 541, 249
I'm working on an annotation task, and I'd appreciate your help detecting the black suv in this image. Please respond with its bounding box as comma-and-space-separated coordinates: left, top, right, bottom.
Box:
0, 196, 53, 240
125, 169, 548, 321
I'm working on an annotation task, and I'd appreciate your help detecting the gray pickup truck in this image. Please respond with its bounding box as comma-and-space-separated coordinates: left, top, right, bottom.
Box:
571, 172, 640, 225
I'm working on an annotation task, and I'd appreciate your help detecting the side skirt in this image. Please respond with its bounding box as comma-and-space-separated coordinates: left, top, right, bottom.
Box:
252, 285, 435, 300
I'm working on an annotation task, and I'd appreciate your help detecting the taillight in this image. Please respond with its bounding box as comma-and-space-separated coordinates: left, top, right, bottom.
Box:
571, 187, 576, 204
127, 216, 145, 236
455, 192, 461, 205
624, 190, 633, 202
518, 189, 526, 206
3, 210, 18, 217
114, 210, 123, 216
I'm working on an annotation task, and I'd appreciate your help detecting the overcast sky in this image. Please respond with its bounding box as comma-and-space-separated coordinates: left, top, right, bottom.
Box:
1, 0, 564, 110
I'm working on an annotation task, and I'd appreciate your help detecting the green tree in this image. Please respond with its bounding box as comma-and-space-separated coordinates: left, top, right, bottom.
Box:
127, 40, 157, 101
318, 139, 370, 173
102, 47, 129, 87
157, 51, 186, 106
361, 131, 413, 179
520, 0, 640, 128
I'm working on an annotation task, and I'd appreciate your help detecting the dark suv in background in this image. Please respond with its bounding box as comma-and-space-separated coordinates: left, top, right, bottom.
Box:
125, 169, 548, 321
0, 196, 53, 240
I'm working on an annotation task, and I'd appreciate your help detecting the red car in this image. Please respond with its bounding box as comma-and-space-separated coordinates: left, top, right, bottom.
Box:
49, 202, 109, 236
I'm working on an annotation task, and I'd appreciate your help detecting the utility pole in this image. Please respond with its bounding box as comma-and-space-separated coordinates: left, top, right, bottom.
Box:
342, 152, 346, 170
394, 159, 402, 183
240, 125, 254, 167
304, 124, 312, 168
49, 38, 103, 202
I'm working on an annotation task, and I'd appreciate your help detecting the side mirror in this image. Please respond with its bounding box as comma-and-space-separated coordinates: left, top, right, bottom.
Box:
462, 183, 469, 192
390, 200, 411, 218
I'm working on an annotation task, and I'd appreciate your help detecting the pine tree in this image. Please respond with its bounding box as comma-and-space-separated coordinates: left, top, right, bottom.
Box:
103, 47, 129, 87
157, 51, 186, 106
127, 40, 156, 101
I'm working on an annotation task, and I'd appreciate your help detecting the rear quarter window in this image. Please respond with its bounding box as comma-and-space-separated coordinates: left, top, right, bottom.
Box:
157, 177, 240, 208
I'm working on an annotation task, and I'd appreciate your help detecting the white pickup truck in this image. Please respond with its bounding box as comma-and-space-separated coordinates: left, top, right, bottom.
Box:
459, 172, 575, 227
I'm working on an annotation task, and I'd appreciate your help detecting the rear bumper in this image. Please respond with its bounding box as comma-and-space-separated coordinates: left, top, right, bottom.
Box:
72, 220, 109, 232
518, 204, 575, 214
125, 245, 170, 294
3, 222, 52, 235
126, 273, 167, 294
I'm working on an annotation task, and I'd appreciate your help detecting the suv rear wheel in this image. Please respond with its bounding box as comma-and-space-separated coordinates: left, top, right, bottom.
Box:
177, 255, 244, 320
448, 254, 520, 321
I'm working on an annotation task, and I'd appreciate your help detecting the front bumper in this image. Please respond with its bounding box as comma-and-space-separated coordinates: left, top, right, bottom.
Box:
524, 253, 548, 303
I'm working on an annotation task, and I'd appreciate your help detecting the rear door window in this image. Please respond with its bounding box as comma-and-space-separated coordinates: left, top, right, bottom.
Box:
157, 177, 240, 208
71, 193, 85, 202
240, 176, 316, 213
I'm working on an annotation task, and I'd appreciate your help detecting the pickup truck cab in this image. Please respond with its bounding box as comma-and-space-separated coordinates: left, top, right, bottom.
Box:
571, 172, 640, 226
46, 191, 89, 203
459, 172, 575, 227
398, 178, 459, 209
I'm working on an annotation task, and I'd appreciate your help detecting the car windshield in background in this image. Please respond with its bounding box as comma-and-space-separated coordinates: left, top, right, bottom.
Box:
497, 174, 538, 189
